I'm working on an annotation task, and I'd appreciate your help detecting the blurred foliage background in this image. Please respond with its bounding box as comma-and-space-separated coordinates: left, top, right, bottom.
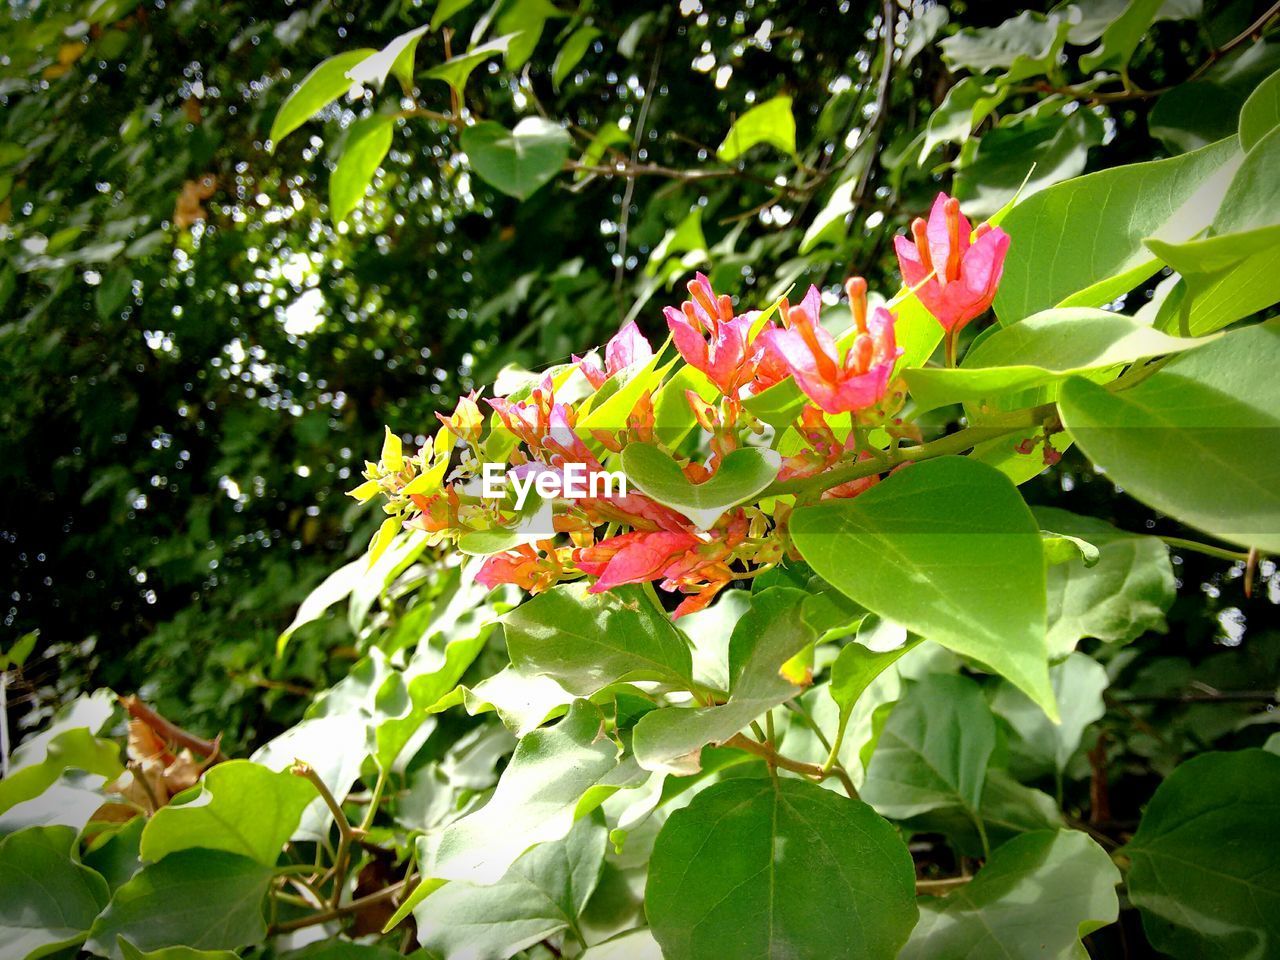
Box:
2, 0, 1276, 753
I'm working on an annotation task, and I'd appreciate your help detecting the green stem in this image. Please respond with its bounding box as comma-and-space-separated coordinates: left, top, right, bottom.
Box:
359, 769, 387, 833
973, 813, 991, 860
1158, 536, 1252, 564
821, 710, 850, 776
764, 404, 1054, 501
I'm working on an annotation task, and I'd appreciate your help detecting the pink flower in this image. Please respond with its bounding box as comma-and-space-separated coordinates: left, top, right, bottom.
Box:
576, 529, 702, 593
894, 192, 1010, 333
574, 320, 654, 389
664, 273, 759, 395
761, 280, 901, 415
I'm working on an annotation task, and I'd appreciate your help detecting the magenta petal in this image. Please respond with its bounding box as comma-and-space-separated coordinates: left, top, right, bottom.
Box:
894, 234, 929, 290
924, 193, 953, 278
605, 320, 653, 374
960, 227, 1011, 300
668, 312, 710, 372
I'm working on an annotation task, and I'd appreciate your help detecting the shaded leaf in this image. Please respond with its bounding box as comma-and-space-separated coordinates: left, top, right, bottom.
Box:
861, 674, 996, 821
1125, 749, 1280, 960
0, 826, 110, 959
85, 851, 272, 959
462, 117, 572, 200
900, 830, 1120, 959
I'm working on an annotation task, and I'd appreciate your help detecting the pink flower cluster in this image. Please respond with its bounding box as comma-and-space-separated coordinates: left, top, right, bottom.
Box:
352, 193, 1009, 612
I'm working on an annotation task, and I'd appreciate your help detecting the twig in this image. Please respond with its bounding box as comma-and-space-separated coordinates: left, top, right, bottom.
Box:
613, 37, 663, 318
915, 875, 973, 894
292, 761, 359, 909
0, 670, 9, 779
764, 403, 1057, 500
725, 733, 858, 798
1111, 689, 1278, 705
120, 694, 223, 762
267, 879, 408, 935
1186, 0, 1280, 83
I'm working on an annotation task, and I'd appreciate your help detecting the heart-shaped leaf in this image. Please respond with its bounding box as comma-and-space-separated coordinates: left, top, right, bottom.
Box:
647, 777, 918, 960
461, 117, 572, 200
620, 444, 781, 531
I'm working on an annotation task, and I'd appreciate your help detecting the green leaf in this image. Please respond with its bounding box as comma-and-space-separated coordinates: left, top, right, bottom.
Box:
1059, 320, 1280, 552
1079, 0, 1162, 72
903, 308, 1209, 413
94, 270, 132, 321
461, 117, 571, 200
1147, 126, 1280, 334
423, 35, 516, 95
1240, 67, 1280, 152
791, 457, 1056, 718
1041, 530, 1100, 567
83, 817, 145, 893
861, 674, 995, 820
329, 115, 394, 224
0, 826, 110, 959
269, 49, 376, 150
631, 588, 815, 775
431, 0, 475, 30
552, 25, 600, 89
900, 829, 1120, 959
919, 78, 1006, 164
1033, 507, 1174, 658
716, 95, 796, 162
85, 851, 272, 959
647, 777, 918, 960
344, 25, 428, 95
503, 582, 693, 695
990, 652, 1108, 781
118, 940, 240, 960
139, 760, 316, 866
993, 136, 1241, 323
425, 700, 618, 884
939, 10, 1072, 83
954, 108, 1105, 218
496, 0, 564, 70
1124, 749, 1280, 959
0, 726, 122, 817
828, 631, 922, 731
620, 444, 781, 531
416, 813, 605, 958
